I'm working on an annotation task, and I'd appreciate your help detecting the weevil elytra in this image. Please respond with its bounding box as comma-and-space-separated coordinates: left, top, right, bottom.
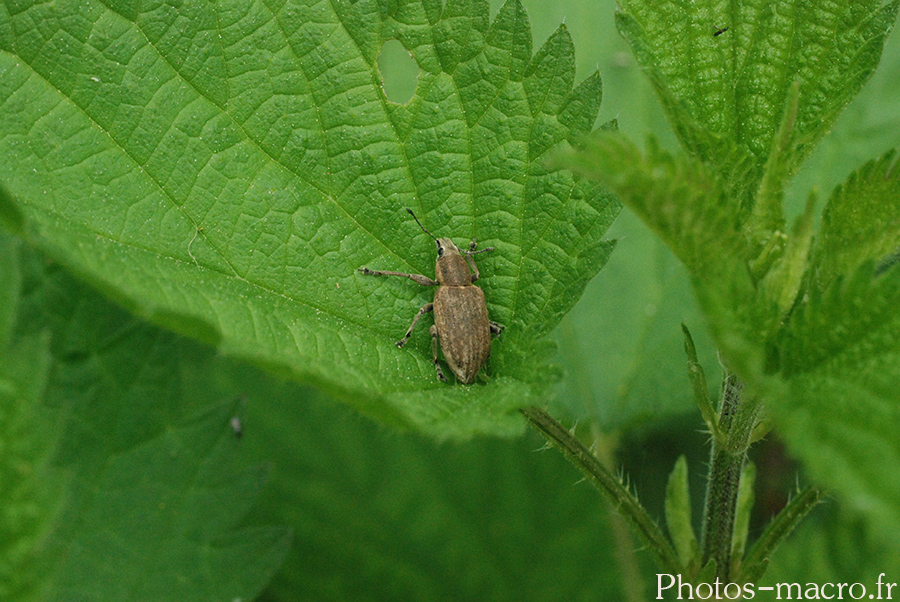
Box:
358, 209, 503, 384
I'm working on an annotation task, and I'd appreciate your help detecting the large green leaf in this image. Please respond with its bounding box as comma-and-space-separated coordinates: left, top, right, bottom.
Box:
235, 376, 627, 602
0, 0, 618, 438
1, 242, 290, 601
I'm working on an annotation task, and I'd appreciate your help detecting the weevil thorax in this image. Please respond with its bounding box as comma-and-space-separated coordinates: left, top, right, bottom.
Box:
434, 238, 473, 286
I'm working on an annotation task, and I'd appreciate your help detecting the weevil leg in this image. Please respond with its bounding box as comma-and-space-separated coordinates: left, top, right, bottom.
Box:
463, 238, 494, 282
396, 303, 433, 348
490, 321, 504, 337
430, 324, 447, 382
465, 254, 481, 281
357, 267, 437, 287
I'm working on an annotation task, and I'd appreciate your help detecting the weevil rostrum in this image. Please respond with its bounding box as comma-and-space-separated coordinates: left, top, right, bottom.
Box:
358, 209, 503, 384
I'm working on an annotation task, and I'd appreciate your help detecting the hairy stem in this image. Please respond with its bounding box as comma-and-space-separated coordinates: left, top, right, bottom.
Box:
521, 406, 681, 575
593, 428, 647, 602
740, 485, 821, 583
700, 372, 760, 581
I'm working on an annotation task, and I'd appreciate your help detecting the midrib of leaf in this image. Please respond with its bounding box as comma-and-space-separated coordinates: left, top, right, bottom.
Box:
741, 1, 798, 158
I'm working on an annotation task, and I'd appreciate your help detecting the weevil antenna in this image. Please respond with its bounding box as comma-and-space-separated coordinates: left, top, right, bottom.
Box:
406, 208, 437, 241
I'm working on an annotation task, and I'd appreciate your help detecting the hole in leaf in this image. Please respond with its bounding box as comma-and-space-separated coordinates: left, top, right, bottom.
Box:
378, 39, 419, 104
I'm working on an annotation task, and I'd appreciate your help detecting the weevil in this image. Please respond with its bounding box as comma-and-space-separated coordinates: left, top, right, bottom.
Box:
358, 209, 503, 384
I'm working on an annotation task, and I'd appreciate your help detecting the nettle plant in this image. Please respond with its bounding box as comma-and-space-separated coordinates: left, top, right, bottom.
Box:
559, 0, 900, 584
0, 0, 899, 597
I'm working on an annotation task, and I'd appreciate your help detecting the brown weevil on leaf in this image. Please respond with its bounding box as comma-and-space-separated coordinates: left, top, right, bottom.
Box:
358, 208, 503, 384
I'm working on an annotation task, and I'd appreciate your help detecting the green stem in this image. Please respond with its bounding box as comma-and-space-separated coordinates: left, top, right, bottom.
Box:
521, 406, 681, 575
593, 428, 647, 602
699, 372, 760, 581
740, 485, 821, 583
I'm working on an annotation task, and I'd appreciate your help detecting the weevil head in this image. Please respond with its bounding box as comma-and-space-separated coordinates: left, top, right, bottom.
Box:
434, 237, 473, 286
404, 208, 474, 286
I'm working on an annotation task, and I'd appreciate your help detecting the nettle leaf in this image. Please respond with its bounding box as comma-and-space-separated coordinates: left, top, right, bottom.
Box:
768, 152, 900, 527
561, 132, 776, 376
0, 0, 618, 437
775, 262, 900, 528
240, 380, 624, 601
813, 148, 900, 290
6, 245, 290, 601
616, 0, 899, 219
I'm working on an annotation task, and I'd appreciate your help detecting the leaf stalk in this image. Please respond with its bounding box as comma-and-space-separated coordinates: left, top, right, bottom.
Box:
521, 406, 681, 575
